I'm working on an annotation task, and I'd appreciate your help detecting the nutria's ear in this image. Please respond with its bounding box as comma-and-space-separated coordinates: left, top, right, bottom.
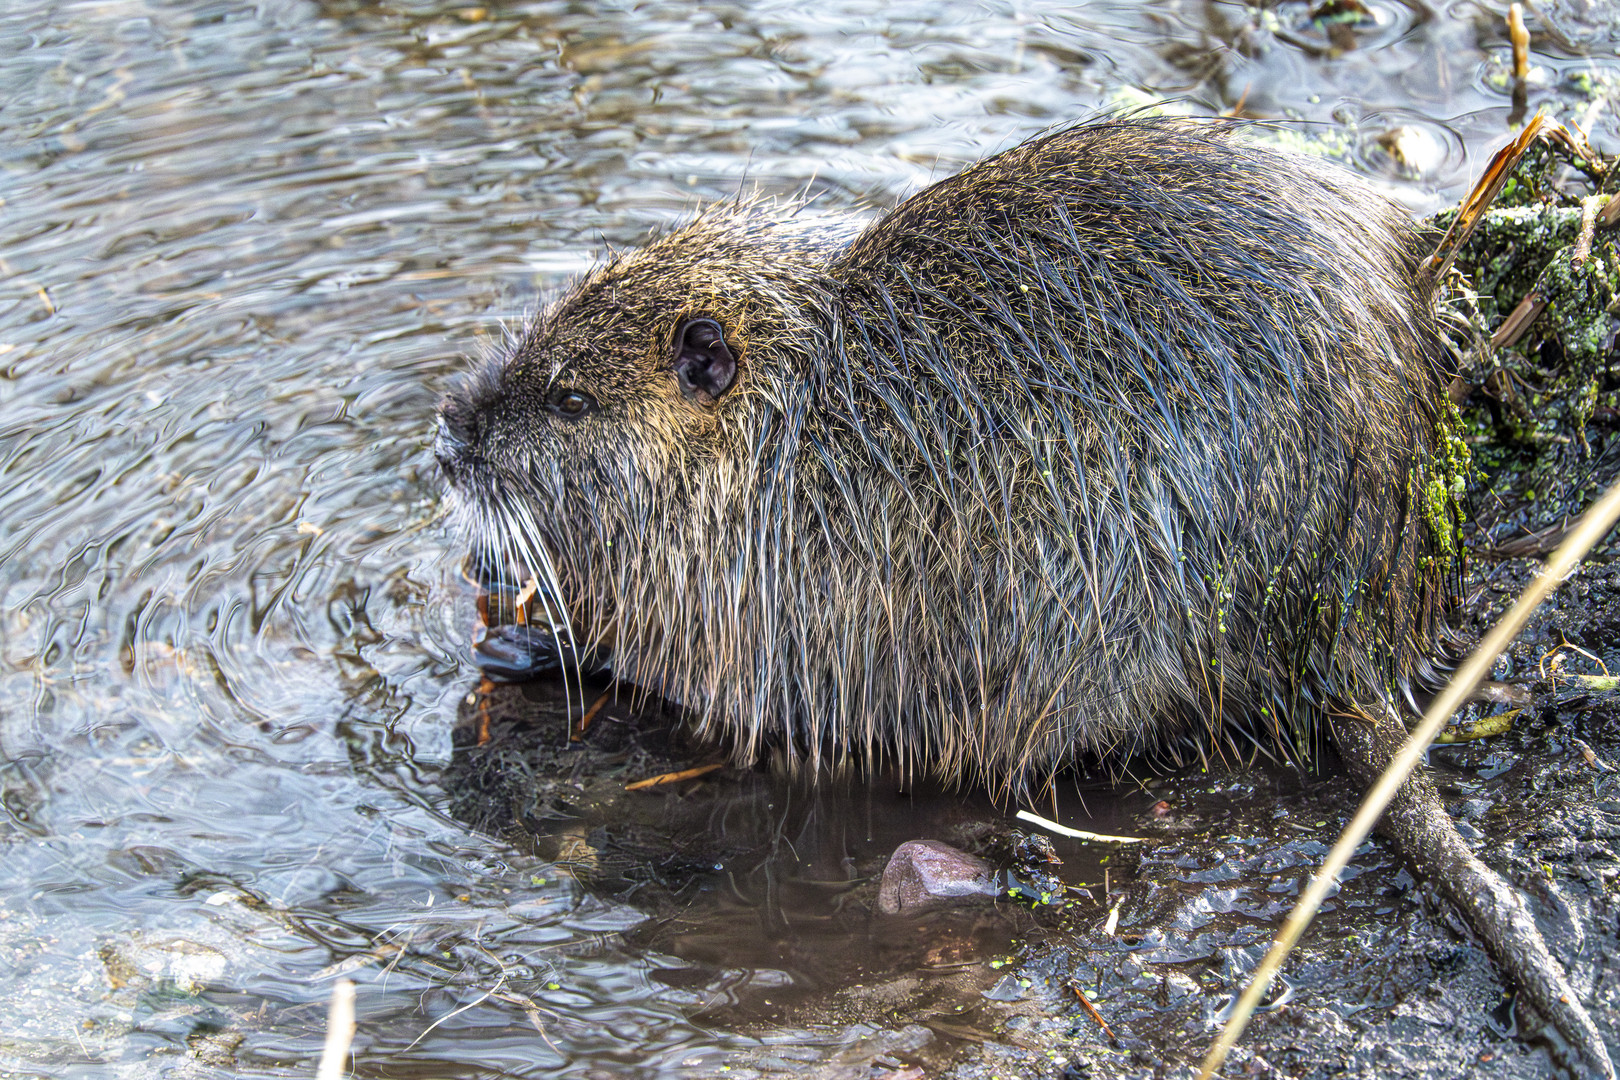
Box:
672, 317, 737, 405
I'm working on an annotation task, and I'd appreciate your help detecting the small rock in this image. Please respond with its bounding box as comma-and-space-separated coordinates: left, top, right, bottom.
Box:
1162, 970, 1201, 1000
877, 840, 997, 915
982, 973, 1027, 1001
104, 936, 228, 994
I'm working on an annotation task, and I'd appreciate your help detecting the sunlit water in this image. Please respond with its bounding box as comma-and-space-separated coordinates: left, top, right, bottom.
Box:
1, 1, 1616, 1076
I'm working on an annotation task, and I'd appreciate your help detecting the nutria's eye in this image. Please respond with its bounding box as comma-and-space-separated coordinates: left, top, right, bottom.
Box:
672, 317, 738, 405
547, 387, 595, 419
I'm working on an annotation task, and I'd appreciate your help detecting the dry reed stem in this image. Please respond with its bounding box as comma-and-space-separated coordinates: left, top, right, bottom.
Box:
1198, 477, 1620, 1080
315, 978, 355, 1080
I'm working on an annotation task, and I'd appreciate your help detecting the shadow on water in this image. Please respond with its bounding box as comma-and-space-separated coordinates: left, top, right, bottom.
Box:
436, 673, 1143, 1074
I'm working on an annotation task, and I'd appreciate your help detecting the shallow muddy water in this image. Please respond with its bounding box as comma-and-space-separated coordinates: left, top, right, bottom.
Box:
2, 1, 1618, 1077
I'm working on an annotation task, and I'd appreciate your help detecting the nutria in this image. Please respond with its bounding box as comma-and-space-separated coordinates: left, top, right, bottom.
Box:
433, 118, 1610, 1075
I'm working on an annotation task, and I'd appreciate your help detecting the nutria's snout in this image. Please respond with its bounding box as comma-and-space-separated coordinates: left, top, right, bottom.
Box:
432, 391, 483, 487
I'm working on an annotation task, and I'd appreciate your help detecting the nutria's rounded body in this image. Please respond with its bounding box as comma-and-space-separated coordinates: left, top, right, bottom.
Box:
435, 117, 1455, 792
435, 119, 1620, 1073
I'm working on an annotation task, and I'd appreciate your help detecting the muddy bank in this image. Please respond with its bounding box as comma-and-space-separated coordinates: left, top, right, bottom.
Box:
440, 579, 1620, 1079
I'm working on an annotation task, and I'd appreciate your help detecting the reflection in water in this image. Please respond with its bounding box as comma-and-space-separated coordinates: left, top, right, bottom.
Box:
440, 677, 1094, 1027
0, 0, 1615, 1076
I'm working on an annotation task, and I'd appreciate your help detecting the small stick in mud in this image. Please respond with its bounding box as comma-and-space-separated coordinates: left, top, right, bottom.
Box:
624, 763, 725, 791
1067, 979, 1118, 1044
1541, 640, 1610, 681
572, 689, 612, 742
474, 677, 494, 746
1015, 808, 1144, 844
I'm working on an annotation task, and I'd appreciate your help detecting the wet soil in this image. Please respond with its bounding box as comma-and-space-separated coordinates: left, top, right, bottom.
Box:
439, 522, 1620, 1078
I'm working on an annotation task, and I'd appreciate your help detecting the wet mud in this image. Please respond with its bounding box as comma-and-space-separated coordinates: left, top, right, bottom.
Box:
438, 536, 1620, 1078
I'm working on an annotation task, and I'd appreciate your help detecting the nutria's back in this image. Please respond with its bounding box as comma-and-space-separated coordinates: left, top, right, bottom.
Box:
435, 117, 1457, 793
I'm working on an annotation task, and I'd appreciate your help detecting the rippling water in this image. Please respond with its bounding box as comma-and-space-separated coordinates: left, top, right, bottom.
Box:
1, 1, 1616, 1076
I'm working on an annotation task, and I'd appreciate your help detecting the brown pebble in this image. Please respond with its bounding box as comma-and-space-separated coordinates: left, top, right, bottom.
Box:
877, 839, 997, 915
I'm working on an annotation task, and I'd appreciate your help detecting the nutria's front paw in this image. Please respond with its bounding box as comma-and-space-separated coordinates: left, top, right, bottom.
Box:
470, 622, 609, 682
471, 623, 562, 682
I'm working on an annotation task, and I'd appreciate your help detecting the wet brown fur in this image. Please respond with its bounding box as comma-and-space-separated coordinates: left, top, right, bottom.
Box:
437, 117, 1457, 796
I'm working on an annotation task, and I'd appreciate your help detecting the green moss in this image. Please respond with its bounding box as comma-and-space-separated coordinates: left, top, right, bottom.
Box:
1539, 244, 1619, 441
1414, 397, 1474, 572
1441, 203, 1590, 318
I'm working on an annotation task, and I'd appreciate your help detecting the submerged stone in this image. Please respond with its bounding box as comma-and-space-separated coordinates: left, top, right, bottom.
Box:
878, 840, 998, 915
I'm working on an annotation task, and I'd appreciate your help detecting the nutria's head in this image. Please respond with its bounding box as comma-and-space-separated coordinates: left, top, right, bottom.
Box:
434, 206, 852, 662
